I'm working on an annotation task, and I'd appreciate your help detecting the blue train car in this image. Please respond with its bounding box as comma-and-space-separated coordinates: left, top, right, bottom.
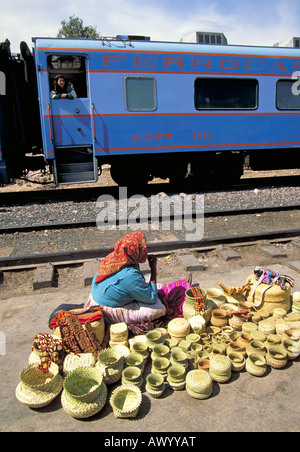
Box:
1, 36, 300, 186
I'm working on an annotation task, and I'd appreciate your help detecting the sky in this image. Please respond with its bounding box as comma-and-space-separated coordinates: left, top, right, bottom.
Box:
1, 0, 300, 54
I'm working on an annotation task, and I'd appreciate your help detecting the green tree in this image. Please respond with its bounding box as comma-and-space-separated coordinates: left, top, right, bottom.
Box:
57, 15, 100, 39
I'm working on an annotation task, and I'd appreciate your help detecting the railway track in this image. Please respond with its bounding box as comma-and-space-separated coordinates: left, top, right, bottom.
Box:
1, 174, 300, 206
0, 202, 299, 234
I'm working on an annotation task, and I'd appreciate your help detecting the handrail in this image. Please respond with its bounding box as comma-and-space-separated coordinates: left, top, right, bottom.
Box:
91, 103, 96, 142
47, 104, 53, 143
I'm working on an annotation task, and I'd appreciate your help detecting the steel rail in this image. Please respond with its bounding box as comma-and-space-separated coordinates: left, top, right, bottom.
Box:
0, 174, 299, 206
0, 203, 299, 234
1, 227, 300, 269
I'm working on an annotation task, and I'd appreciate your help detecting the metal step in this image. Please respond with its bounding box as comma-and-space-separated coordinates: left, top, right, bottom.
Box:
54, 147, 98, 184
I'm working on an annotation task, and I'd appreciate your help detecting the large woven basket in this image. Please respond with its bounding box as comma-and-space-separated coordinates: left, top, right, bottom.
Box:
62, 367, 107, 419
15, 362, 63, 409
246, 274, 291, 314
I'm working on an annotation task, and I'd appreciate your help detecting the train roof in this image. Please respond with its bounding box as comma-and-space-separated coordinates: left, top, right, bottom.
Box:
32, 36, 300, 58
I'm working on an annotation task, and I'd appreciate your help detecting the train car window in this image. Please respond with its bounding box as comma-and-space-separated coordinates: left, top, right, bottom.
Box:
47, 55, 87, 98
194, 78, 258, 110
276, 79, 300, 110
124, 76, 156, 111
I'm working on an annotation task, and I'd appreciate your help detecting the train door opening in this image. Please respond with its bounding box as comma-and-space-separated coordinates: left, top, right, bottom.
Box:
47, 54, 97, 184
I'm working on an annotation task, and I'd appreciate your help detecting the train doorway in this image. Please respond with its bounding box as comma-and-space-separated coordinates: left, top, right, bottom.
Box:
47, 54, 97, 184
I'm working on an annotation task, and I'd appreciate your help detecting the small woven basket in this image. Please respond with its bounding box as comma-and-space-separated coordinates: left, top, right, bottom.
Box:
167, 318, 190, 341
266, 346, 288, 369
186, 370, 213, 399
245, 353, 267, 377
110, 384, 142, 418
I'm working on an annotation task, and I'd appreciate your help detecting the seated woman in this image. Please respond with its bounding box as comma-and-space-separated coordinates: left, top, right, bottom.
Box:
51, 74, 77, 99
84, 230, 167, 325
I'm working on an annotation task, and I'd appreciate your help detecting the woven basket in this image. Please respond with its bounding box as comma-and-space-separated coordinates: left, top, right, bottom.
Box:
146, 330, 164, 348
170, 349, 188, 368
246, 340, 267, 358
229, 315, 245, 331
228, 352, 246, 372
167, 318, 190, 341
236, 333, 252, 349
210, 355, 232, 376
151, 344, 170, 360
61, 381, 107, 419
152, 357, 170, 376
245, 353, 267, 377
211, 309, 228, 328
63, 353, 95, 377
246, 273, 291, 313
122, 366, 143, 388
182, 296, 214, 323
167, 365, 186, 382
64, 367, 103, 402
96, 348, 124, 384
126, 352, 145, 370
62, 367, 107, 418
258, 319, 276, 336
227, 341, 247, 357
110, 322, 128, 342
16, 363, 63, 409
110, 384, 142, 418
282, 339, 300, 360
266, 346, 288, 369
197, 359, 210, 372
264, 334, 282, 350
186, 370, 213, 399
242, 322, 258, 335
146, 373, 165, 396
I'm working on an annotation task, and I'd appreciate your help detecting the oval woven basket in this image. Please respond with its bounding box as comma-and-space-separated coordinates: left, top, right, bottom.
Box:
228, 352, 246, 372
110, 384, 142, 418
246, 273, 291, 313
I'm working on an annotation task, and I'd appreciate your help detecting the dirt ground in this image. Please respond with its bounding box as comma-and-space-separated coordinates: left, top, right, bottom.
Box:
1, 166, 300, 193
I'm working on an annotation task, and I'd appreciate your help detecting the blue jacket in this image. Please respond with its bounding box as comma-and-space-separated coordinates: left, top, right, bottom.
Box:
90, 266, 157, 307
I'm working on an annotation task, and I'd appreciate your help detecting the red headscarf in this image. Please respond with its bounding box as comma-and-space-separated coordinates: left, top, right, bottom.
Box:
95, 230, 148, 283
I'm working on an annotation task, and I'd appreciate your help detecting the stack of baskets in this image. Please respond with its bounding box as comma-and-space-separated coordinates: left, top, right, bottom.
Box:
186, 369, 213, 400
15, 362, 63, 409
167, 318, 190, 343
109, 322, 129, 348
121, 366, 143, 388
96, 348, 124, 384
146, 373, 165, 398
167, 365, 186, 390
209, 355, 232, 383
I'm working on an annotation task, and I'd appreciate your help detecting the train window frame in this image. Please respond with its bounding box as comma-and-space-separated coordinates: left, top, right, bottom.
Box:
276, 79, 300, 110
124, 76, 157, 111
194, 77, 259, 110
47, 54, 88, 99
